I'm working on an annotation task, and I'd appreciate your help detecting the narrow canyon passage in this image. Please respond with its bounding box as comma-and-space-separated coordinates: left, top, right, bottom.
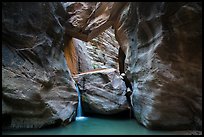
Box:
2, 2, 202, 135
63, 27, 134, 120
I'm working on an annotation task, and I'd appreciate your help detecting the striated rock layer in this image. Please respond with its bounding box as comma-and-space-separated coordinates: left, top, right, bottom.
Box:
73, 68, 130, 115
86, 28, 119, 70
65, 27, 120, 74
2, 2, 78, 129
115, 2, 202, 130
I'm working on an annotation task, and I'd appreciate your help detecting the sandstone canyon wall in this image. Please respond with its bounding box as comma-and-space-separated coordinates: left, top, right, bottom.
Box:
2, 2, 202, 131
65, 2, 202, 130
85, 28, 119, 70
64, 36, 93, 75
114, 2, 202, 130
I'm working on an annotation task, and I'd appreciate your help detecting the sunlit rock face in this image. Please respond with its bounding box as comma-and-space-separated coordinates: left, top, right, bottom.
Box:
64, 28, 119, 75
115, 2, 202, 130
2, 2, 78, 129
73, 38, 94, 73
63, 2, 127, 73
73, 68, 130, 115
64, 36, 93, 75
85, 28, 119, 70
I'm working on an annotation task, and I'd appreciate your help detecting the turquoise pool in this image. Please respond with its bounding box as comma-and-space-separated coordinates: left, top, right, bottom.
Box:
2, 116, 194, 135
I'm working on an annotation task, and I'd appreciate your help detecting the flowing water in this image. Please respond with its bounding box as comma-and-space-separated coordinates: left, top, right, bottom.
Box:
75, 84, 87, 121
76, 84, 82, 117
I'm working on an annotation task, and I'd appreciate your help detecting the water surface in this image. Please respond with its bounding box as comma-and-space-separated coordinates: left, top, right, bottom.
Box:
2, 117, 191, 135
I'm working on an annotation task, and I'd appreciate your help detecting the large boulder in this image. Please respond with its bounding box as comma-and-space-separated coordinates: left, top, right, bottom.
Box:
115, 2, 202, 130
2, 2, 78, 129
73, 68, 130, 115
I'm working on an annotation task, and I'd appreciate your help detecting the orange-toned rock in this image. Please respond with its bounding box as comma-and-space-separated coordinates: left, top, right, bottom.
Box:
64, 2, 127, 41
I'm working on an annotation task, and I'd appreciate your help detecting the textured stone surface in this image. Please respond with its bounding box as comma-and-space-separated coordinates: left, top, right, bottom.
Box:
64, 26, 119, 74
115, 2, 202, 130
2, 2, 78, 129
64, 36, 93, 75
86, 28, 119, 70
63, 2, 126, 72
2, 1, 202, 131
64, 36, 78, 75
64, 2, 127, 41
73, 38, 94, 73
73, 68, 130, 115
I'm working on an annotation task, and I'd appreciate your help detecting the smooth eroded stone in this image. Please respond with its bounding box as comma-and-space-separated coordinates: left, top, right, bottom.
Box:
63, 2, 127, 41
2, 2, 78, 129
115, 2, 202, 130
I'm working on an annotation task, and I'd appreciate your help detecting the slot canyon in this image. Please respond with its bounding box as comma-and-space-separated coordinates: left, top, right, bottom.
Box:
2, 2, 202, 135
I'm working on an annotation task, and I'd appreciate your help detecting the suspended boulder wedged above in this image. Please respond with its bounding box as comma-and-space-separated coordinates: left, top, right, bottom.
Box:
116, 2, 202, 130
2, 2, 78, 129
73, 68, 130, 115
63, 2, 128, 42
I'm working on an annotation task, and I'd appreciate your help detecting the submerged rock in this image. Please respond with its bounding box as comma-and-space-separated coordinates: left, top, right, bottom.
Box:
2, 2, 78, 129
73, 68, 130, 115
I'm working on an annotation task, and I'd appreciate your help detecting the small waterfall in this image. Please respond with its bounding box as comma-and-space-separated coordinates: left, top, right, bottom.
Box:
75, 84, 87, 121
76, 84, 82, 117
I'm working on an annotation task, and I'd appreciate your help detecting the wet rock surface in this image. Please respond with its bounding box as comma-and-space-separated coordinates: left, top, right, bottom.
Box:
2, 2, 78, 129
73, 68, 130, 115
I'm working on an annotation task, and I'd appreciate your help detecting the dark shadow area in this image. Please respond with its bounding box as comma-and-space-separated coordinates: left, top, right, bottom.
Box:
82, 109, 135, 120
2, 114, 12, 129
